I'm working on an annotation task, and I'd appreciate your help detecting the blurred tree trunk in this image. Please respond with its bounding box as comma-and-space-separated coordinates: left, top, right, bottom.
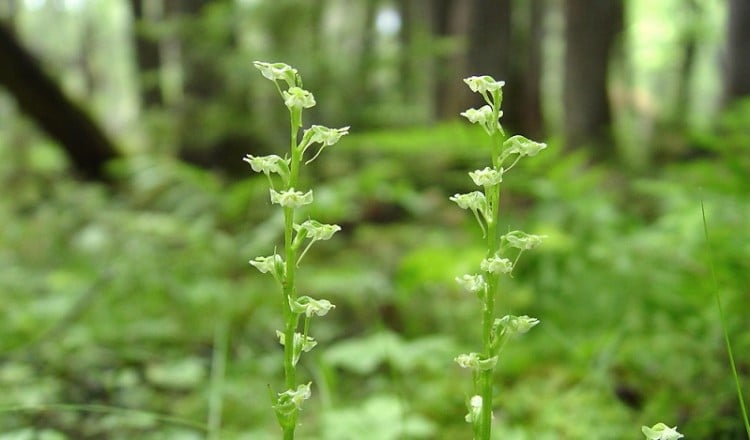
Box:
563, 0, 623, 158
518, 0, 545, 139
351, 0, 379, 127
671, 0, 699, 128
0, 23, 119, 180
398, 0, 416, 102
466, 0, 545, 137
432, 0, 544, 137
723, 0, 750, 105
466, 0, 512, 121
397, 0, 433, 122
166, 0, 256, 174
130, 0, 164, 109
432, 0, 471, 120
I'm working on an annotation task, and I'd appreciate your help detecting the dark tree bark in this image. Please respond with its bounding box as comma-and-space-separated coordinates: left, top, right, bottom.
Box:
433, 0, 544, 137
129, 0, 164, 109
563, 0, 624, 157
166, 0, 259, 174
466, 0, 545, 137
432, 0, 472, 120
518, 0, 545, 139
723, 0, 750, 106
0, 23, 120, 180
467, 0, 512, 118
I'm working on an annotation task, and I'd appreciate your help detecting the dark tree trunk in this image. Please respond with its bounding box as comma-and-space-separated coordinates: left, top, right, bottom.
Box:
0, 23, 119, 180
673, 15, 697, 126
167, 0, 257, 174
723, 0, 750, 106
467, 0, 512, 120
432, 0, 472, 120
436, 0, 545, 137
518, 0, 545, 139
350, 0, 379, 128
563, 0, 624, 157
466, 0, 545, 137
129, 0, 164, 109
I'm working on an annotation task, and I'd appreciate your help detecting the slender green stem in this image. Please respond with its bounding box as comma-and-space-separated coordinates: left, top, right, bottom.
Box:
283, 205, 297, 390
478, 121, 505, 440
701, 200, 750, 437
280, 105, 303, 440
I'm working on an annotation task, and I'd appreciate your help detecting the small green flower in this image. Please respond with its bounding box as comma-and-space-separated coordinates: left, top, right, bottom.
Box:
276, 382, 312, 411
455, 274, 486, 293
299, 125, 350, 164
249, 254, 284, 275
293, 220, 341, 265
270, 188, 314, 208
283, 87, 316, 110
469, 167, 503, 187
455, 352, 497, 370
295, 220, 341, 241
502, 135, 547, 158
243, 154, 290, 177
480, 255, 513, 275
276, 331, 318, 366
253, 61, 299, 87
450, 191, 490, 235
642, 423, 684, 440
464, 395, 483, 424
460, 105, 495, 125
502, 230, 546, 250
495, 315, 540, 335
304, 125, 350, 147
290, 295, 336, 318
463, 76, 505, 94
450, 191, 487, 213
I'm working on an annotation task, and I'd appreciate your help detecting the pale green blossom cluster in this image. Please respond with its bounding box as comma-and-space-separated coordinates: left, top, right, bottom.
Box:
451, 74, 547, 440
247, 61, 348, 438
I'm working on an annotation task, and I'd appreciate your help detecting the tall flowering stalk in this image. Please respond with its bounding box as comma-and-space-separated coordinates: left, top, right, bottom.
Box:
246, 61, 348, 439
451, 75, 547, 440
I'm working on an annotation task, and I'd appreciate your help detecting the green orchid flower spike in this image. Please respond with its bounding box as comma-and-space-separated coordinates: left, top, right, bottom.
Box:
247, 61, 348, 440
451, 74, 547, 440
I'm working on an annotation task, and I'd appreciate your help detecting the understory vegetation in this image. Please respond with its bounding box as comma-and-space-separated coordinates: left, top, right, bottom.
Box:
1, 106, 748, 438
